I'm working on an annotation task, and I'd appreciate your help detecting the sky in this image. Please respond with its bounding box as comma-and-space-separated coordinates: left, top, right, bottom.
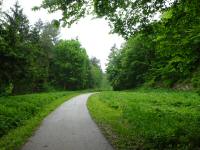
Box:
2, 0, 125, 71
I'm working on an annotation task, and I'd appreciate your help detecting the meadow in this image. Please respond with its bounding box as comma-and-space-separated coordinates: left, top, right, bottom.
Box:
0, 91, 79, 150
87, 89, 200, 150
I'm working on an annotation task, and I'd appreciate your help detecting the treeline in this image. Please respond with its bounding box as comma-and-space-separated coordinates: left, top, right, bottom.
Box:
0, 3, 103, 95
18, 0, 200, 91
107, 1, 200, 91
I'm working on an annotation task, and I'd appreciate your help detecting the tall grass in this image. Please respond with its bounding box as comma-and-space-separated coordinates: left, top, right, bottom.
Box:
0, 91, 79, 150
88, 89, 200, 150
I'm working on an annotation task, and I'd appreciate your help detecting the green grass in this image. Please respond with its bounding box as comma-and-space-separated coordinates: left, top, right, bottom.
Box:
87, 89, 200, 150
0, 91, 80, 150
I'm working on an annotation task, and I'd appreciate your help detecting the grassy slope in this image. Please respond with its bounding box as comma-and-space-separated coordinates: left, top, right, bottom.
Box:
0, 91, 80, 150
87, 89, 200, 150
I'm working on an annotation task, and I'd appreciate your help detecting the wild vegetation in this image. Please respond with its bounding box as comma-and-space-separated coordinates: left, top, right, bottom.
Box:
88, 90, 200, 150
0, 91, 79, 150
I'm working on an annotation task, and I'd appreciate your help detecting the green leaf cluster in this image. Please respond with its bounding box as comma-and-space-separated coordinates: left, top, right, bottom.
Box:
38, 0, 174, 38
0, 2, 104, 95
106, 0, 200, 90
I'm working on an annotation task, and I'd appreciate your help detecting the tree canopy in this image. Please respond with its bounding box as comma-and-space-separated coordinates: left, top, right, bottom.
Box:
0, 2, 105, 95
37, 0, 176, 38
106, 0, 200, 91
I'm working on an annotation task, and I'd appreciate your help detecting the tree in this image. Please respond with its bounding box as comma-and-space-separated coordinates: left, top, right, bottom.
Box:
28, 20, 60, 92
50, 40, 90, 90
106, 45, 124, 90
0, 2, 33, 94
1, 2, 106, 95
106, 0, 200, 90
29, 19, 43, 44
0, 0, 2, 15
0, 3, 60, 94
89, 57, 103, 89
37, 0, 175, 38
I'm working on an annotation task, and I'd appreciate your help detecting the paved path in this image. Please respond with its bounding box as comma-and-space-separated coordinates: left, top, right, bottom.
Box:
22, 93, 113, 150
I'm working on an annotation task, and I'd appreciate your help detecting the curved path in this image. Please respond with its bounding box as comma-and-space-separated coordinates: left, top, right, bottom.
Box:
22, 93, 113, 150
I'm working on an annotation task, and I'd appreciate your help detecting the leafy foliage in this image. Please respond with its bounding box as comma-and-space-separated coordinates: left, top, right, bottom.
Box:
88, 57, 103, 89
107, 0, 200, 90
37, 0, 200, 91
49, 40, 90, 90
0, 2, 104, 95
37, 0, 176, 38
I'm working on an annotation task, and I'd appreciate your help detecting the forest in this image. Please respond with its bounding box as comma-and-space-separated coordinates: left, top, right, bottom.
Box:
0, 2, 103, 96
31, 0, 200, 92
1, 0, 200, 94
106, 0, 200, 91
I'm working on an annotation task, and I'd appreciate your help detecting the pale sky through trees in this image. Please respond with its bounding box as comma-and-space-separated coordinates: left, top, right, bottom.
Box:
2, 0, 125, 71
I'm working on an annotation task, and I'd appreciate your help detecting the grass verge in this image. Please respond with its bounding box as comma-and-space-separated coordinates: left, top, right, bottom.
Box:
87, 89, 200, 150
0, 91, 80, 150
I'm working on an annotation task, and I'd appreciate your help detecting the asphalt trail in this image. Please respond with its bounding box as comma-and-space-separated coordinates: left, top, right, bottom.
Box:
22, 93, 113, 150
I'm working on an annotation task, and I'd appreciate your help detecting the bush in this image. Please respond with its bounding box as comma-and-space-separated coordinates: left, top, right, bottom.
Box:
192, 75, 200, 88
0, 91, 71, 138
192, 70, 200, 94
0, 83, 14, 96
